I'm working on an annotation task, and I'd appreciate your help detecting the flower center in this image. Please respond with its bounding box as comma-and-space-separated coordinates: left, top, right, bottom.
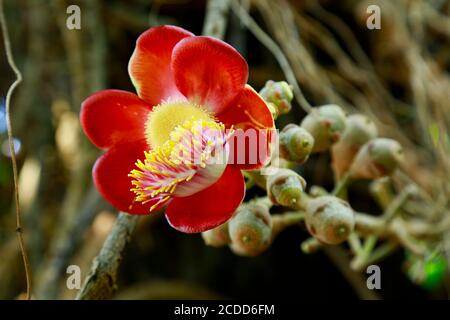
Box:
145, 101, 214, 148
131, 103, 232, 211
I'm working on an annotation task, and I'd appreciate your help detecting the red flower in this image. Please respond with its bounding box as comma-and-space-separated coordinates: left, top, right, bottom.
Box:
80, 25, 274, 233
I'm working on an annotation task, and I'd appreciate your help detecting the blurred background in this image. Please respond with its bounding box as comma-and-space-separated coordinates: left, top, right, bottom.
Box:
1, 0, 450, 300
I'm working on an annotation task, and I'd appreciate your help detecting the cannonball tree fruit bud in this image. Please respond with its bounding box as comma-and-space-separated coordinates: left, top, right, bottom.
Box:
259, 80, 294, 117
305, 196, 355, 245
279, 124, 315, 164
201, 222, 230, 248
349, 138, 403, 180
228, 203, 273, 257
331, 114, 378, 178
300, 104, 347, 153
266, 168, 307, 208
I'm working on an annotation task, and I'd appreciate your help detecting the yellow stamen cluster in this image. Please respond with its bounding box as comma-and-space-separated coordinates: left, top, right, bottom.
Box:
145, 101, 214, 148
130, 116, 229, 211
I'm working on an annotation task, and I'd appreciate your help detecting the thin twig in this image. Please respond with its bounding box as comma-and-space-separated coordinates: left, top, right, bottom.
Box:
202, 0, 231, 39
271, 212, 304, 239
332, 172, 351, 197
230, 0, 313, 113
382, 185, 416, 224
351, 241, 400, 272
323, 246, 380, 300
0, 0, 32, 299
348, 233, 363, 255
350, 235, 378, 271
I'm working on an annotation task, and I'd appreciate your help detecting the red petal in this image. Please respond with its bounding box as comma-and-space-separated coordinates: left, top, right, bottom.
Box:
129, 25, 193, 105
80, 90, 151, 149
218, 85, 275, 170
171, 36, 248, 114
165, 165, 245, 233
93, 140, 161, 215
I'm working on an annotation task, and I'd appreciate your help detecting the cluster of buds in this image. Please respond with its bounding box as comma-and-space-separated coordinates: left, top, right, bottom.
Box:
314, 109, 404, 181
259, 80, 294, 119
331, 114, 378, 179
228, 203, 273, 257
201, 203, 273, 257
349, 138, 404, 180
201, 82, 406, 270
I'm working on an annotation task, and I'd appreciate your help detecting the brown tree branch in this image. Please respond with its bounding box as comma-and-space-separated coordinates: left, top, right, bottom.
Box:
76, 213, 139, 300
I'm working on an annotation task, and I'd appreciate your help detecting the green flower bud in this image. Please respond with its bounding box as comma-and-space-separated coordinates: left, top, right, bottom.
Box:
349, 138, 403, 180
331, 114, 378, 178
305, 196, 355, 245
259, 80, 294, 118
300, 104, 347, 153
279, 124, 315, 164
201, 222, 230, 247
228, 203, 272, 257
266, 168, 307, 208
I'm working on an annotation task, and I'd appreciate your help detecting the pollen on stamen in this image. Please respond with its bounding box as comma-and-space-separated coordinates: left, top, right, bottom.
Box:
144, 101, 216, 148
129, 118, 232, 209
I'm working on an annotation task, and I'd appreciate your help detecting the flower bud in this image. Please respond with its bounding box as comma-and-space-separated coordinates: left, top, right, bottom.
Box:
300, 104, 347, 153
259, 80, 294, 118
305, 196, 355, 245
331, 114, 378, 178
201, 222, 230, 247
349, 138, 403, 180
266, 168, 307, 208
279, 124, 314, 164
228, 203, 272, 257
